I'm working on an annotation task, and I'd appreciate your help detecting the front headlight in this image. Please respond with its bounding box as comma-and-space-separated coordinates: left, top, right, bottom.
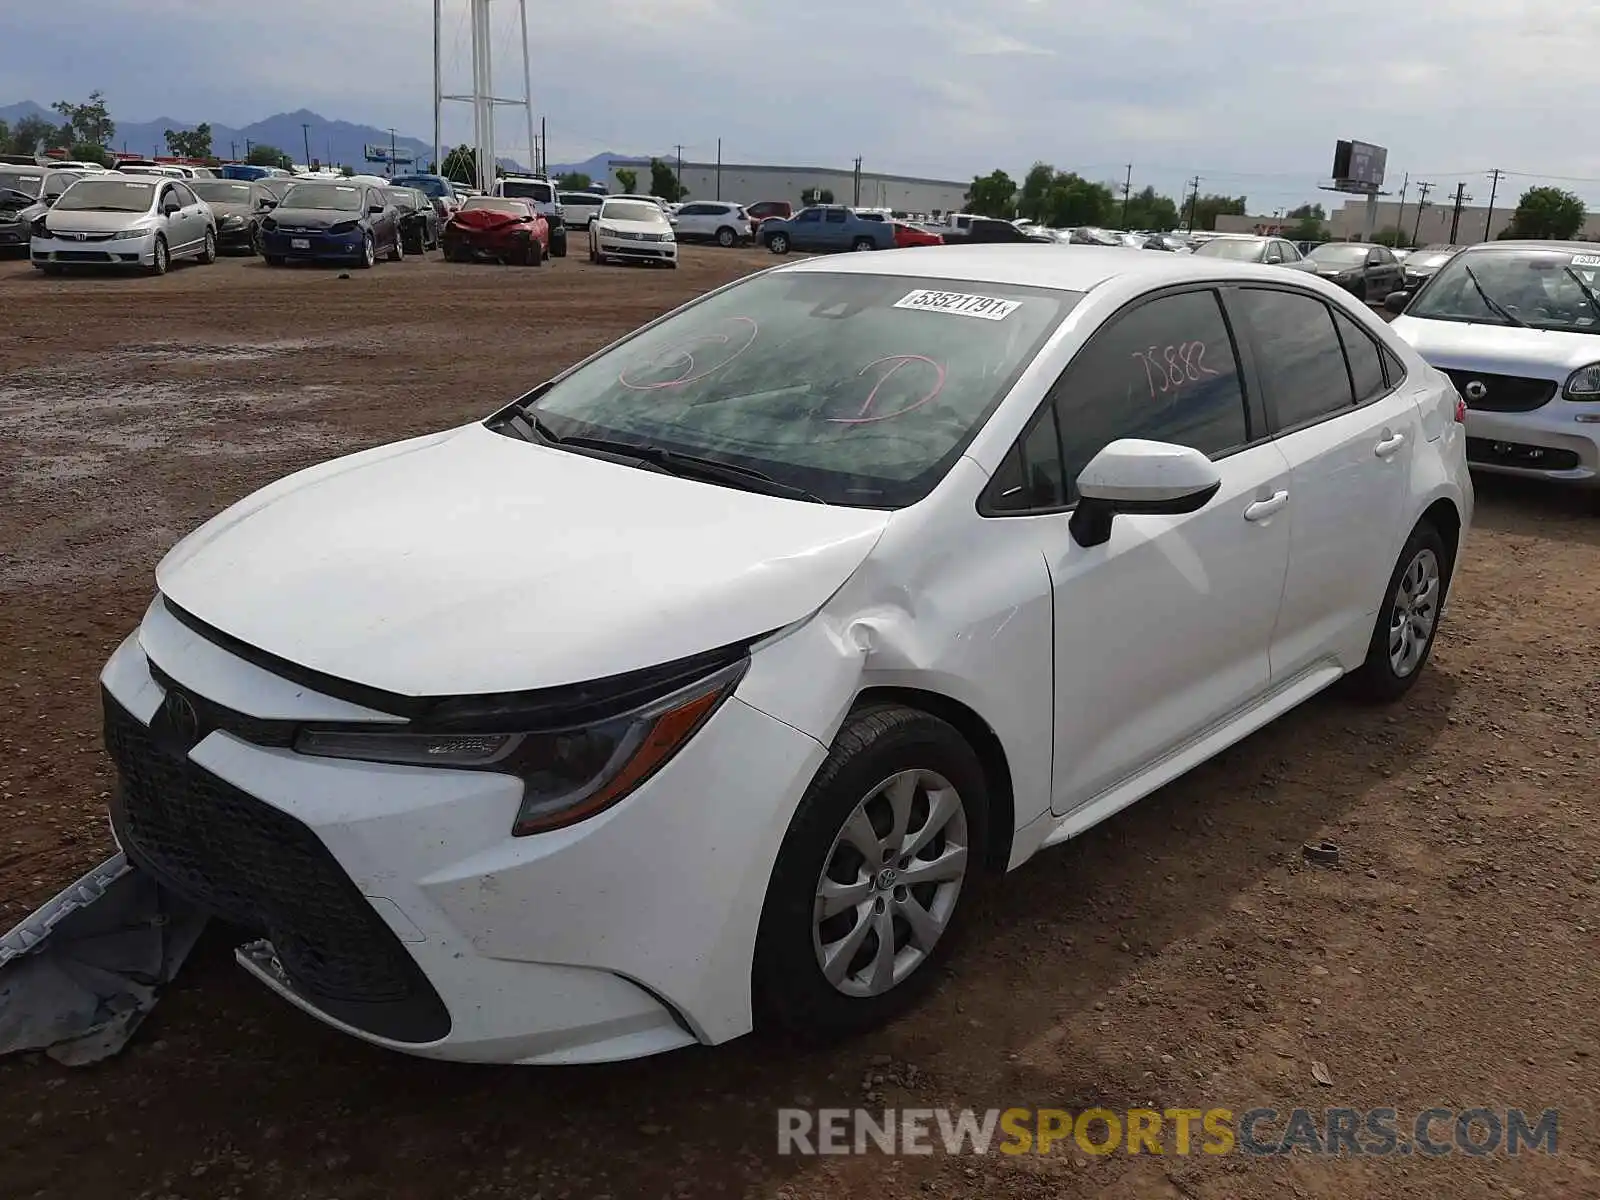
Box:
662, 232, 675, 242
595, 223, 613, 237
328, 220, 358, 235
294, 657, 747, 835
1562, 362, 1600, 400
220, 214, 244, 229
111, 226, 153, 241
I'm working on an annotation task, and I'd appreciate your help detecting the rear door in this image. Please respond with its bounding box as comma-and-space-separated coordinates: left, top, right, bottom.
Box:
820, 206, 850, 248
1227, 286, 1421, 679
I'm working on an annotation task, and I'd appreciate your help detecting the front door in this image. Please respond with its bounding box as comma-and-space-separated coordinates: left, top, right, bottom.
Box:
982, 286, 1293, 815
1227, 286, 1419, 678
789, 206, 823, 249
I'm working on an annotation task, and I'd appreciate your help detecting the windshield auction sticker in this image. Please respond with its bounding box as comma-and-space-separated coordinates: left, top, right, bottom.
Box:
894, 290, 1021, 320
1570, 254, 1600, 267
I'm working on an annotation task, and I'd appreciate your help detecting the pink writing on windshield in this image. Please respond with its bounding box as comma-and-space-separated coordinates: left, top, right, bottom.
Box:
828, 355, 947, 424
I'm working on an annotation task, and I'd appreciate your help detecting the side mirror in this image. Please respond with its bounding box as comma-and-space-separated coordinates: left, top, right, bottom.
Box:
42, 194, 57, 207
162, 203, 181, 216
1069, 439, 1223, 549
1384, 290, 1411, 314
259, 199, 277, 210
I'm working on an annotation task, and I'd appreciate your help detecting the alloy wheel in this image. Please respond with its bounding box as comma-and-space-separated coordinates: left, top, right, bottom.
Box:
1389, 547, 1439, 678
812, 769, 969, 998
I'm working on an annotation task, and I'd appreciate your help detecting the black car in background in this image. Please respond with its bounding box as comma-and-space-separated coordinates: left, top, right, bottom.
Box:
257, 181, 403, 268
948, 216, 1054, 245
383, 187, 441, 254
1398, 244, 1461, 295
0, 165, 82, 253
189, 178, 271, 254
1304, 241, 1406, 301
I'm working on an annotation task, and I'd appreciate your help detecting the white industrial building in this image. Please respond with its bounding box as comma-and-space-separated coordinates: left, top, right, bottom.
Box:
606, 157, 970, 215
1216, 200, 1600, 244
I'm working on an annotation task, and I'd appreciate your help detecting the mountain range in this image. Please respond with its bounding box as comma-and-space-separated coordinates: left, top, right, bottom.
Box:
0, 100, 620, 180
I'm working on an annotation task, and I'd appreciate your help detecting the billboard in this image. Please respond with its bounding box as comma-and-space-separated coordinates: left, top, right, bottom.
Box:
1332, 140, 1387, 190
364, 144, 416, 165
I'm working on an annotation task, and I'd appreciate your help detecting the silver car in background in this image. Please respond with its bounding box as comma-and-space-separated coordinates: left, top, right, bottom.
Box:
1390, 240, 1600, 489
31, 175, 217, 276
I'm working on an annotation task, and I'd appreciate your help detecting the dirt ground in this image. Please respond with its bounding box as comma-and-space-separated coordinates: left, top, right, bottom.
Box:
1, 247, 1597, 1200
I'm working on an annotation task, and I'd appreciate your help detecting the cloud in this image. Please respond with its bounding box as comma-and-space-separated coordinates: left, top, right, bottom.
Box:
6, 0, 1600, 212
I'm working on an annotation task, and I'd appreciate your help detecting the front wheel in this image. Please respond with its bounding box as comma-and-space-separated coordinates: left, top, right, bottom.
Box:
357, 232, 376, 269
525, 237, 543, 266
199, 229, 217, 264
388, 231, 404, 262
1347, 521, 1451, 702
550, 230, 567, 258
147, 235, 170, 276
264, 254, 285, 266
716, 226, 736, 247
767, 232, 790, 255
753, 705, 988, 1041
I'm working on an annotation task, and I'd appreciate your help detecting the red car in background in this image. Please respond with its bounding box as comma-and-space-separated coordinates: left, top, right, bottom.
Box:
744, 199, 792, 235
893, 222, 944, 249
441, 197, 550, 265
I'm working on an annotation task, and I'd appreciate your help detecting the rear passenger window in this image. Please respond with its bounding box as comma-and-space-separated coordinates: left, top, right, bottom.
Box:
1332, 308, 1387, 402
1234, 289, 1353, 428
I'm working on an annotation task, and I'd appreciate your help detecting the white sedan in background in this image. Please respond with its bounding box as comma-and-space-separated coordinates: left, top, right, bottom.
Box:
588, 196, 677, 267
32, 175, 216, 275
99, 247, 1468, 1065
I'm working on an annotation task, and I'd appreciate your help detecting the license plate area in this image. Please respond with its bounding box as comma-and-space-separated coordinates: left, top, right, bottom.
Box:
291, 238, 310, 250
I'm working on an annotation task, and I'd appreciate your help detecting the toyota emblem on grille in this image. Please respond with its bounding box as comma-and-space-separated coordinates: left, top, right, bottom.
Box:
1464, 380, 1488, 401
164, 690, 201, 745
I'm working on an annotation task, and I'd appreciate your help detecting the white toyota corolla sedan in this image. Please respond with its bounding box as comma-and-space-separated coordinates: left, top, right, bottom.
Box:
1388, 239, 1600, 489
100, 247, 1471, 1064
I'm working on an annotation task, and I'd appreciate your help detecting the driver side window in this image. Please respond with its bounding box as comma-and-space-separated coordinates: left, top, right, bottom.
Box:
795, 208, 821, 224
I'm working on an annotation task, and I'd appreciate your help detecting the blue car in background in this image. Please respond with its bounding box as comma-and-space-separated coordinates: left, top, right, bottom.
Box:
390, 172, 458, 221
758, 205, 897, 254
220, 164, 291, 182
257, 180, 403, 268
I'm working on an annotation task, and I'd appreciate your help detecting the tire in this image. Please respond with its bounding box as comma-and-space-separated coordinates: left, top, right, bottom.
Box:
1347, 520, 1451, 702
388, 232, 404, 262
852, 237, 875, 252
264, 254, 285, 266
716, 226, 736, 247
753, 704, 989, 1042
356, 232, 375, 269
666, 259, 678, 269
525, 237, 543, 266
147, 235, 170, 276
767, 232, 790, 255
199, 229, 217, 264
550, 230, 567, 258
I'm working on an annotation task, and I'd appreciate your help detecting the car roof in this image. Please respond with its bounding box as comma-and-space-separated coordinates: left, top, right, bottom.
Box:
1460, 239, 1600, 253
774, 244, 1333, 292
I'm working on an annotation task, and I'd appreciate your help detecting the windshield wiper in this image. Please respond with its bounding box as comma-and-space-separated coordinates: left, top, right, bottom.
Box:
1561, 265, 1600, 319
503, 410, 827, 503
1463, 265, 1529, 327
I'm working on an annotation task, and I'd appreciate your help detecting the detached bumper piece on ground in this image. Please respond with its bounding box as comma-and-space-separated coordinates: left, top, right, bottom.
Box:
0, 852, 207, 1065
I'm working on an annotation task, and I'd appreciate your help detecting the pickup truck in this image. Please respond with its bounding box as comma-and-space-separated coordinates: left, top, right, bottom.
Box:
759, 205, 897, 254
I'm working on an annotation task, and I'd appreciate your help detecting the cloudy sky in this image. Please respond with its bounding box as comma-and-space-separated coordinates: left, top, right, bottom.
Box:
5, 0, 1599, 212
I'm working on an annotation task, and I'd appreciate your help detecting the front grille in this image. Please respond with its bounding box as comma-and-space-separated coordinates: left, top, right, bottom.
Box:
54, 250, 115, 262
103, 690, 451, 1043
1443, 369, 1557, 413
1466, 438, 1581, 471
145, 663, 297, 747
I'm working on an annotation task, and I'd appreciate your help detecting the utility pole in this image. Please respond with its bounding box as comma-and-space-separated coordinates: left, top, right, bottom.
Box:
245, 138, 254, 161
674, 144, 683, 199
853, 155, 862, 207
302, 123, 312, 171
1484, 168, 1505, 240
1184, 176, 1201, 231
388, 128, 397, 177
716, 138, 723, 200
1120, 163, 1132, 227
1393, 172, 1409, 246
540, 116, 547, 175
229, 140, 237, 162
1447, 182, 1471, 244
1412, 181, 1433, 244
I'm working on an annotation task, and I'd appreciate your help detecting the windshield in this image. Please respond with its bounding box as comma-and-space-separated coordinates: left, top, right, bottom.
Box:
0, 170, 45, 198
393, 175, 449, 198
190, 180, 254, 203
1408, 251, 1454, 270
384, 189, 419, 210
461, 197, 529, 216
1308, 244, 1369, 265
1193, 239, 1264, 261
521, 272, 1081, 508
601, 201, 666, 224
499, 179, 553, 202
55, 179, 156, 212
1408, 248, 1600, 333
281, 183, 363, 211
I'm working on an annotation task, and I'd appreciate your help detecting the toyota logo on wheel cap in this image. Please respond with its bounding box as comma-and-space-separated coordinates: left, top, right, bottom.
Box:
1464, 380, 1488, 401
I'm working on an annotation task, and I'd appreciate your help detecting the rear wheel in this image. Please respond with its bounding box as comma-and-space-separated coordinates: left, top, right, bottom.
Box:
1347, 520, 1451, 702
550, 229, 568, 258
716, 226, 736, 247
754, 705, 988, 1041
264, 254, 285, 266
852, 237, 875, 252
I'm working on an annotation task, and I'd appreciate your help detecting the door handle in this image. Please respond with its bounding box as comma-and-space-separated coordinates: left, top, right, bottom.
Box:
1375, 431, 1407, 458
1244, 490, 1289, 521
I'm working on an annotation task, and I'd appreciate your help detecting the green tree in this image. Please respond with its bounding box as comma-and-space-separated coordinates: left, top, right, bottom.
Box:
648, 157, 686, 202
1287, 202, 1325, 222
51, 91, 114, 147
439, 144, 477, 182
68, 142, 113, 167
246, 143, 292, 169
1121, 185, 1180, 231
4, 114, 57, 155
1371, 226, 1413, 248
1040, 172, 1114, 227
1187, 193, 1247, 231
1017, 162, 1057, 223
615, 166, 638, 193
164, 122, 213, 159
964, 169, 1017, 218
1502, 186, 1586, 240
556, 171, 591, 190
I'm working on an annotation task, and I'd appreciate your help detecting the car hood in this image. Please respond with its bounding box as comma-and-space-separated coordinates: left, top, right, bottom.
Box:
596, 217, 670, 236
1390, 316, 1600, 379
270, 206, 362, 229
155, 422, 891, 696
45, 209, 152, 233
1281, 259, 1318, 272
450, 208, 531, 231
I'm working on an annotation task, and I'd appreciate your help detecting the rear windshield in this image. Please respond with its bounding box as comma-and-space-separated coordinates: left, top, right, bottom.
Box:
499, 179, 553, 202
524, 272, 1082, 508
